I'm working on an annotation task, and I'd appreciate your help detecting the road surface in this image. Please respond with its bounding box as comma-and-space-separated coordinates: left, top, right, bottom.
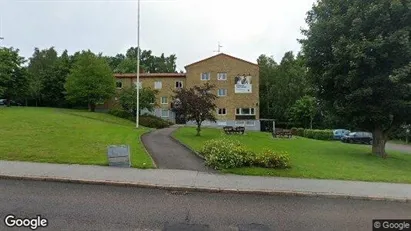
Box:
0, 179, 409, 231
386, 142, 411, 154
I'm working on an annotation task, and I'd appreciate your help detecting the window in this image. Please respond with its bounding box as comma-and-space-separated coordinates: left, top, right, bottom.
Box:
235, 121, 245, 126
217, 73, 227, 80
161, 109, 169, 118
217, 108, 227, 115
150, 97, 155, 104
175, 81, 183, 88
154, 81, 162, 89
133, 81, 142, 89
201, 72, 210, 80
161, 96, 168, 104
217, 89, 227, 97
116, 80, 123, 89
246, 121, 255, 126
235, 108, 256, 115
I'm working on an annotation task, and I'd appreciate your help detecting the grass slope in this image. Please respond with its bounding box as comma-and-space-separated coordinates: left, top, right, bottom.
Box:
0, 107, 153, 168
173, 127, 411, 183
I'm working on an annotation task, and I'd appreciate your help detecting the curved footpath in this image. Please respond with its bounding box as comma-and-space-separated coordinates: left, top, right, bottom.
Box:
141, 126, 216, 173
0, 160, 410, 202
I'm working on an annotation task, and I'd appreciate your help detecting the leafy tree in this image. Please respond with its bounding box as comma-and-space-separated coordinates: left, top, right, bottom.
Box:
172, 83, 217, 136
0, 47, 28, 106
258, 51, 309, 122
114, 47, 177, 73
288, 96, 318, 129
118, 86, 159, 117
65, 50, 115, 112
300, 0, 411, 157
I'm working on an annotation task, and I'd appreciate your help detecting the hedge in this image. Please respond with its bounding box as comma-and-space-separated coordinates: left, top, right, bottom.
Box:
303, 129, 333, 141
108, 109, 173, 129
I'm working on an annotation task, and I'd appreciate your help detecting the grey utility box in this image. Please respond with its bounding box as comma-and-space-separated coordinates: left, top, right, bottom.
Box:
107, 145, 131, 168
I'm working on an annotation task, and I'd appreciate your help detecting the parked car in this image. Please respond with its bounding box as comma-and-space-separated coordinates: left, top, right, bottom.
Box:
341, 132, 373, 145
0, 99, 22, 106
333, 129, 350, 140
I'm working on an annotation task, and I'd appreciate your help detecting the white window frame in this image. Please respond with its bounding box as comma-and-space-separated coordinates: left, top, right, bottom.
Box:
217, 72, 227, 80
235, 108, 256, 115
116, 80, 123, 89
217, 108, 227, 115
161, 109, 169, 118
235, 121, 245, 126
161, 96, 168, 104
201, 72, 210, 81
154, 81, 162, 89
245, 121, 255, 127
217, 89, 227, 97
175, 81, 183, 88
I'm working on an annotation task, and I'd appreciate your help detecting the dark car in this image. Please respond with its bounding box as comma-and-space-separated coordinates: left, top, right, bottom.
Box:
0, 99, 22, 107
341, 132, 373, 145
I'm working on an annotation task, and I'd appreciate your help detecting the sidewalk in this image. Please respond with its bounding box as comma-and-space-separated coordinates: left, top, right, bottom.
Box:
0, 160, 410, 202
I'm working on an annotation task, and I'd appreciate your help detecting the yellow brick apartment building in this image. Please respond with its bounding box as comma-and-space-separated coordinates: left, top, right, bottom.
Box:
108, 53, 261, 130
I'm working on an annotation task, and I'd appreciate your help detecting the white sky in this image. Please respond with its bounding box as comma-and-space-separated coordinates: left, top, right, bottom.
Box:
0, 0, 315, 71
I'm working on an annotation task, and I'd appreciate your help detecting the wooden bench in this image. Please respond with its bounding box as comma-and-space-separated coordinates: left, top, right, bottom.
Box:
272, 129, 292, 138
223, 126, 245, 135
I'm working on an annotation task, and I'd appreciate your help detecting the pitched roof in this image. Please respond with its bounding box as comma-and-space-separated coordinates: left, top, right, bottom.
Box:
184, 53, 258, 69
114, 73, 186, 78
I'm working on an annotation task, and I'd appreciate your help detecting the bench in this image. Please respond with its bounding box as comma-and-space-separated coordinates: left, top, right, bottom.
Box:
223, 126, 245, 135
272, 129, 292, 138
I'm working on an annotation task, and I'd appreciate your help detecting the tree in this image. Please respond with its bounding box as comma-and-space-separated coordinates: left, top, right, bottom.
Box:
300, 0, 411, 157
258, 52, 309, 122
288, 96, 318, 129
172, 83, 217, 136
0, 47, 28, 106
113, 47, 177, 73
118, 86, 158, 117
65, 50, 115, 112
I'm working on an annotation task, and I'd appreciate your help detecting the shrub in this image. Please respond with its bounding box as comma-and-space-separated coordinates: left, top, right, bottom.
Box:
303, 129, 333, 140
139, 116, 171, 129
253, 149, 291, 169
297, 128, 305, 137
108, 109, 134, 121
200, 138, 255, 169
108, 109, 172, 128
291, 127, 298, 135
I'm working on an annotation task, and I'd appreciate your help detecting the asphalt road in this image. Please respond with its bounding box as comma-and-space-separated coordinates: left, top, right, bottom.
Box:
0, 180, 409, 231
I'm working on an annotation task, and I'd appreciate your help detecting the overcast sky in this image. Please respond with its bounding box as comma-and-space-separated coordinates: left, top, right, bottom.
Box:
0, 0, 315, 71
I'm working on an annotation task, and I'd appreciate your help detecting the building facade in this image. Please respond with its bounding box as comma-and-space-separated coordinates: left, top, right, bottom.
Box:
103, 53, 260, 130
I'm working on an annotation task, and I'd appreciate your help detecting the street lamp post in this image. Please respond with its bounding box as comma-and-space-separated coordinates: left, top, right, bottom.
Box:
136, 0, 140, 129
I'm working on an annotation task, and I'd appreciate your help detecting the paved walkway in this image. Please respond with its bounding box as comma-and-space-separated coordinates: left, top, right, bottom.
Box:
386, 142, 411, 154
0, 161, 410, 202
141, 127, 216, 173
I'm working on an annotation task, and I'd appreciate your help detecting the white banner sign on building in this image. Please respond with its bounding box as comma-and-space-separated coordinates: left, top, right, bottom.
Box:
234, 75, 252, 93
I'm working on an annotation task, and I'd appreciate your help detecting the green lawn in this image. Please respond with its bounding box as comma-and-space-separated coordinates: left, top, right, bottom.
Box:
0, 107, 154, 168
173, 127, 411, 183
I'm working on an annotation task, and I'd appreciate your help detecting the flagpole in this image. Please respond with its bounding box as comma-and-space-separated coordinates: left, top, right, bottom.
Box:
136, 0, 140, 128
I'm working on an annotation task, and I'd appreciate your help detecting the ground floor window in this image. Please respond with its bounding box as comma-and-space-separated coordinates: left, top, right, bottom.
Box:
235, 108, 255, 115
161, 109, 169, 118
217, 108, 227, 115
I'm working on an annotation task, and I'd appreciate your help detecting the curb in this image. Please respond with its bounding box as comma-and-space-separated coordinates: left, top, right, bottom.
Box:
0, 174, 409, 203
140, 129, 158, 169
169, 128, 205, 160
